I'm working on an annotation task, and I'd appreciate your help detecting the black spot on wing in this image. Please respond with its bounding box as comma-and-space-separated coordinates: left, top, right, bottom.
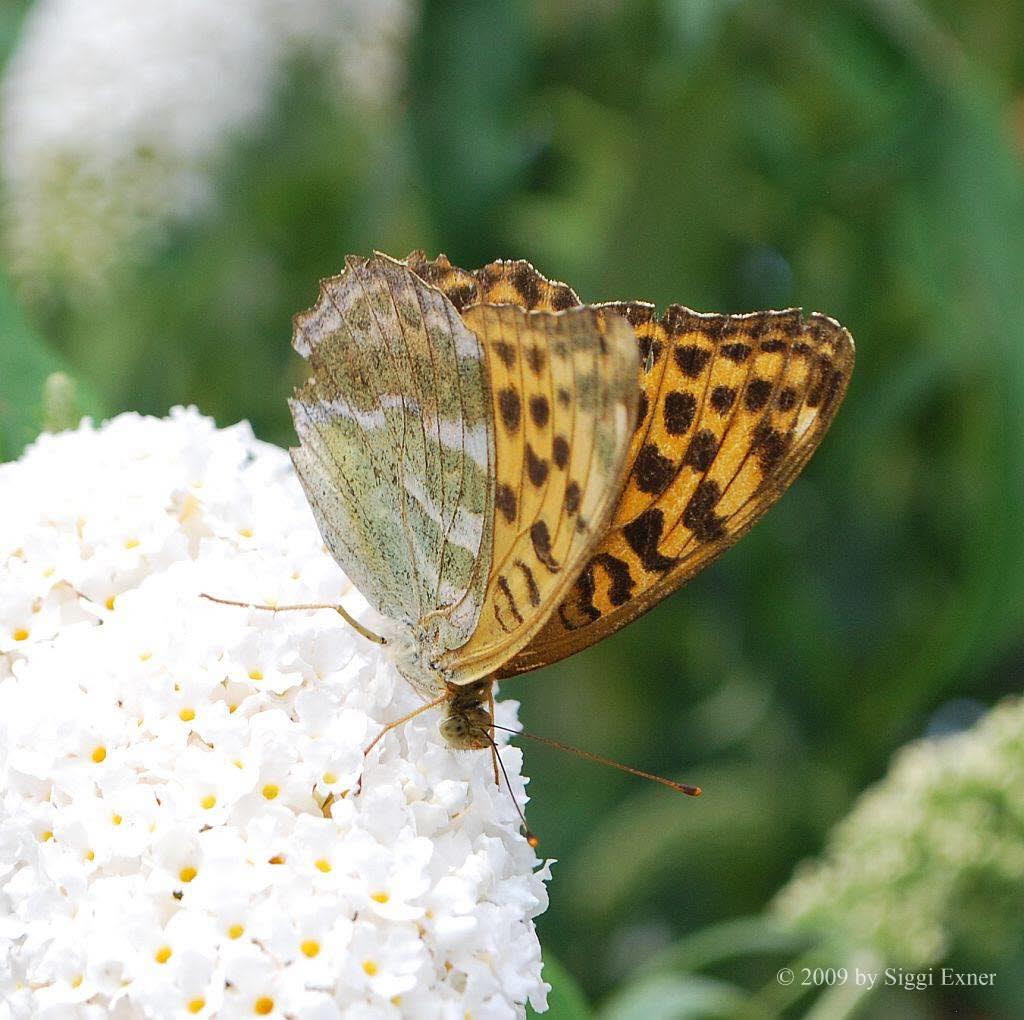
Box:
638, 334, 663, 369
744, 378, 773, 412
721, 342, 752, 363
526, 344, 546, 375
512, 264, 541, 308
634, 443, 676, 495
551, 286, 578, 311
497, 575, 524, 626
565, 480, 581, 514
514, 559, 541, 607
563, 564, 601, 627
529, 394, 550, 428
777, 386, 798, 411
683, 479, 725, 542
623, 509, 675, 573
499, 387, 521, 431
492, 341, 517, 369
495, 483, 517, 524
593, 553, 635, 607
530, 520, 561, 572
683, 429, 718, 472
552, 434, 569, 469
752, 423, 791, 471
710, 385, 735, 413
526, 444, 549, 486
635, 389, 650, 432
446, 283, 478, 310
663, 391, 697, 434
675, 345, 711, 378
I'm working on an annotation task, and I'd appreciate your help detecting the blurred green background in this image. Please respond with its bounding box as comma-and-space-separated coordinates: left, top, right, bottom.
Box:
4, 1, 1024, 1016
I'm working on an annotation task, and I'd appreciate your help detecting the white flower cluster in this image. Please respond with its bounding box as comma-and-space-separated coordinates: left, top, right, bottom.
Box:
0, 0, 414, 284
774, 697, 1024, 968
0, 409, 549, 1018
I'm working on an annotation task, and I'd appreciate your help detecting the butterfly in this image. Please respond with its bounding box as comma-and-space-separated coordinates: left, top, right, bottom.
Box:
282, 251, 853, 780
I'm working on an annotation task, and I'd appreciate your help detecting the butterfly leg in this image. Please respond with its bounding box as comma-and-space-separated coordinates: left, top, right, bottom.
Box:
200, 592, 385, 645
488, 685, 500, 786
355, 693, 447, 794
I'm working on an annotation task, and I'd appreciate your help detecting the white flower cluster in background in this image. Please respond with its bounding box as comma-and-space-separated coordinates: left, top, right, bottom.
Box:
0, 0, 415, 285
774, 697, 1024, 968
0, 409, 548, 1019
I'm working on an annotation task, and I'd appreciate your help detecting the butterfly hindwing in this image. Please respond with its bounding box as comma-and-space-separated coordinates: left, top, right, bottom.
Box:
441, 301, 639, 681
289, 255, 495, 661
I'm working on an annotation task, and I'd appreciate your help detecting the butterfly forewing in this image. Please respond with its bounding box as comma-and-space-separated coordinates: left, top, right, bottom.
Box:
289, 255, 495, 658
501, 304, 853, 675
441, 302, 639, 681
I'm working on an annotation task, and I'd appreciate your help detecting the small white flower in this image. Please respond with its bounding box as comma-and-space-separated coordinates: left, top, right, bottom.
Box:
0, 409, 549, 1017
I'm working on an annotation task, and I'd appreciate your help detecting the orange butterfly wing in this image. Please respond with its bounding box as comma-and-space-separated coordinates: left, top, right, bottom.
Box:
401, 253, 854, 677
439, 301, 638, 681
504, 301, 854, 675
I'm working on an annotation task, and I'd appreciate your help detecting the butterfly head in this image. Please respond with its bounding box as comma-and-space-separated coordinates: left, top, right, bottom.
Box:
439, 679, 494, 751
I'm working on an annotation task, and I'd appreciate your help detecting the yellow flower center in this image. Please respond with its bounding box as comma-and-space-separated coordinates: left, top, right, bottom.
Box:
322, 771, 337, 785
262, 784, 279, 800
314, 858, 331, 873
187, 998, 205, 1014
362, 960, 378, 976
179, 708, 195, 722
13, 628, 29, 641
228, 923, 244, 939
200, 794, 216, 809
300, 939, 320, 958
371, 891, 389, 904
253, 997, 274, 1015
155, 946, 172, 964
179, 866, 197, 883
248, 669, 263, 681
91, 746, 106, 763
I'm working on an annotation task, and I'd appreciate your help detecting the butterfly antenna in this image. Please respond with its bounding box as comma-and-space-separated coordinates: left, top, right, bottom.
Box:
199, 593, 386, 645
477, 727, 539, 848
489, 723, 701, 797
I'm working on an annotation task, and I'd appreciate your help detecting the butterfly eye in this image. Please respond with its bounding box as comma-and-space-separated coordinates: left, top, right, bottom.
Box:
439, 717, 468, 742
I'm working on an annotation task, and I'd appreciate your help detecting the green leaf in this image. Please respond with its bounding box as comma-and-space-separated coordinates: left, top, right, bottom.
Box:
0, 272, 105, 460
528, 953, 592, 1020
639, 915, 817, 978
597, 973, 748, 1020
0, 1, 31, 70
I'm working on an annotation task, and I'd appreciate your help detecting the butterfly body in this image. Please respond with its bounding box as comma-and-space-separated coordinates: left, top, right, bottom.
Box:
289, 252, 854, 751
